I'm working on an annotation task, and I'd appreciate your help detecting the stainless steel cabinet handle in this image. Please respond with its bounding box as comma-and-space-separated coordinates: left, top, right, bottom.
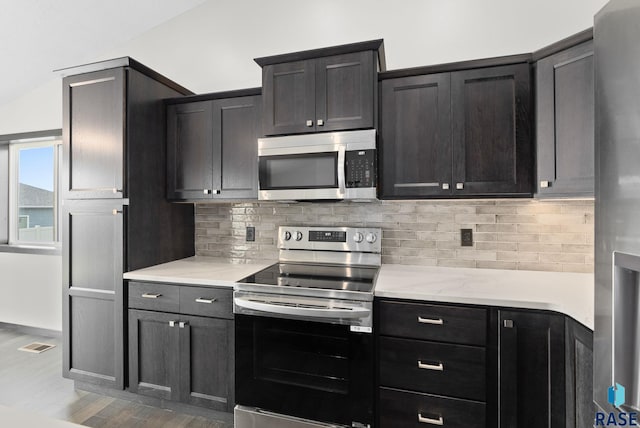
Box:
203, 189, 211, 195
195, 298, 216, 304
306, 120, 313, 127
317, 119, 324, 126
141, 293, 162, 299
179, 321, 188, 329
540, 180, 551, 188
112, 209, 123, 215
418, 317, 444, 325
456, 182, 464, 190
418, 361, 444, 371
418, 414, 444, 426
213, 189, 220, 195
442, 183, 450, 190
169, 320, 176, 327
112, 188, 123, 194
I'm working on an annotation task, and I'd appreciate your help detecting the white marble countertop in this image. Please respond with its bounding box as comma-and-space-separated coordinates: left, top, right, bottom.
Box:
375, 264, 594, 330
123, 256, 274, 287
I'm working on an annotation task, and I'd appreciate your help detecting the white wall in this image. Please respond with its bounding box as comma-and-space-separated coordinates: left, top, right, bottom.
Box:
0, 0, 609, 329
0, 253, 62, 331
0, 0, 609, 135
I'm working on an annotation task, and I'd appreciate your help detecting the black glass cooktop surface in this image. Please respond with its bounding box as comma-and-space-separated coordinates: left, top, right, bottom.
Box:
238, 263, 378, 293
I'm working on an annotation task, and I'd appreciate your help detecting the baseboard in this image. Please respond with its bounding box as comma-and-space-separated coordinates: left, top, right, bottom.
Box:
74, 381, 234, 424
0, 322, 62, 339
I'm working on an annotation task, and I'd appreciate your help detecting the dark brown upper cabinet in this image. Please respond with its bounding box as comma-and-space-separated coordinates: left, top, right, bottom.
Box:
451, 63, 532, 196
534, 30, 594, 198
256, 40, 385, 136
380, 73, 452, 198
379, 58, 533, 199
166, 89, 262, 201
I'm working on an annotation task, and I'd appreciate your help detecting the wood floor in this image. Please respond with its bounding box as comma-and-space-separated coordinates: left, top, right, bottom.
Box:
0, 327, 232, 427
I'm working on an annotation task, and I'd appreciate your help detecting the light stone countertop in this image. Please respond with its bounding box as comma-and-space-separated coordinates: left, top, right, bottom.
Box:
123, 256, 274, 287
375, 264, 594, 330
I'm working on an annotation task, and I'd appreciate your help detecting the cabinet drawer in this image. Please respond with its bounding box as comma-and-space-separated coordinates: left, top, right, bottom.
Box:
378, 300, 486, 345
179, 286, 233, 319
379, 387, 485, 428
128, 282, 179, 312
379, 336, 486, 401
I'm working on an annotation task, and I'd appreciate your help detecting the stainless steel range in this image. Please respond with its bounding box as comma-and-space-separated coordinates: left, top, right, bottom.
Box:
233, 226, 381, 428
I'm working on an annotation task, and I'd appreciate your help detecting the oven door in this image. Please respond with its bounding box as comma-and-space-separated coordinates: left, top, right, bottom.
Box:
258, 148, 345, 200
235, 314, 374, 428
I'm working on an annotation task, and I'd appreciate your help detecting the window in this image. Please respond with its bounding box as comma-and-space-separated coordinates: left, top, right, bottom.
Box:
0, 130, 62, 251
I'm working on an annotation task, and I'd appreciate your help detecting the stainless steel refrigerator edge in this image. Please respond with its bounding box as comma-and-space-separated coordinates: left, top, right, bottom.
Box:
594, 0, 640, 413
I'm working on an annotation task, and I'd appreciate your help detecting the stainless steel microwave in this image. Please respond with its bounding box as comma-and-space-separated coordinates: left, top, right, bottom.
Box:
257, 129, 377, 201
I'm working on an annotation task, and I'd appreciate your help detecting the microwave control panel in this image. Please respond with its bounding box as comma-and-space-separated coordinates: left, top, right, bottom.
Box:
345, 149, 376, 188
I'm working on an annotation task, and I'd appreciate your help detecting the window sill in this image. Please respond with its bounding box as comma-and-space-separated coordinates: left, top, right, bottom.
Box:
0, 244, 61, 256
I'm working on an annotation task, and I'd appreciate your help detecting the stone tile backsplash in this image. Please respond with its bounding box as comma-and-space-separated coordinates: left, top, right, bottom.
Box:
195, 199, 594, 273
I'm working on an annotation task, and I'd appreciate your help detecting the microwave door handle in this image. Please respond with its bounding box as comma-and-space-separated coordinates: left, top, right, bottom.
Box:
337, 146, 346, 196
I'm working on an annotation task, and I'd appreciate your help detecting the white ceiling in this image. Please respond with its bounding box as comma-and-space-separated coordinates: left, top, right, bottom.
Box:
0, 0, 206, 109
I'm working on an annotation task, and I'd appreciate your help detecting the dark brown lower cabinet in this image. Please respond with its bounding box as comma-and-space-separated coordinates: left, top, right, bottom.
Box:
128, 282, 234, 413
379, 387, 485, 428
377, 299, 593, 428
129, 310, 234, 412
499, 310, 566, 428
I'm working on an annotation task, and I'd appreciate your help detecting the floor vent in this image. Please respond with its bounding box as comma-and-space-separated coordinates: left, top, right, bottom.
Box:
18, 342, 56, 354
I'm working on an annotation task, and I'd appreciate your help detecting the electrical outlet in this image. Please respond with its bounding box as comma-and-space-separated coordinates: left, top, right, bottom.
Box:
246, 226, 255, 242
461, 228, 473, 247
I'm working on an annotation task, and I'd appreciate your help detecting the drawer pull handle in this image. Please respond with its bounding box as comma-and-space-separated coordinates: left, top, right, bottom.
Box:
418, 317, 443, 325
179, 321, 188, 329
195, 298, 216, 304
418, 414, 444, 426
418, 361, 444, 371
169, 320, 176, 327
142, 293, 162, 299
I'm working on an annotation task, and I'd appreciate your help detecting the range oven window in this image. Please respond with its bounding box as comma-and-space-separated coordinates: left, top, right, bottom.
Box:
236, 314, 373, 426
255, 320, 349, 394
259, 152, 338, 190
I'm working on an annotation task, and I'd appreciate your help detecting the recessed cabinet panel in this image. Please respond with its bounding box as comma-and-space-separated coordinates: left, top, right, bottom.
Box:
70, 295, 116, 381
263, 61, 315, 135
380, 73, 452, 198
129, 310, 180, 400
216, 96, 261, 198
181, 315, 233, 411
536, 40, 594, 197
167, 101, 215, 200
452, 64, 532, 196
69, 209, 122, 292
316, 51, 374, 132
63, 69, 125, 199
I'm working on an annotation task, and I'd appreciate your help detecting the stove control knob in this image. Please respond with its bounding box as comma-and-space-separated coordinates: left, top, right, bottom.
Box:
284, 231, 292, 241
365, 232, 377, 244
295, 231, 304, 241
353, 232, 364, 243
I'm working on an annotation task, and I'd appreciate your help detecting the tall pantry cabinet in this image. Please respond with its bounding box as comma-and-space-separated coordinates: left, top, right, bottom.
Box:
60, 58, 195, 389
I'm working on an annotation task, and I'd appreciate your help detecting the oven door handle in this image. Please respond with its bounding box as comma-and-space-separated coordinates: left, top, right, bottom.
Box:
234, 297, 370, 319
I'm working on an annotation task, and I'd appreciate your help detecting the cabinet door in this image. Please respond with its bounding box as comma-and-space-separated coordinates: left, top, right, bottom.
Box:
565, 319, 593, 428
213, 95, 261, 199
536, 41, 594, 197
128, 310, 180, 400
62, 200, 124, 389
380, 74, 452, 198
62, 68, 126, 199
262, 60, 315, 135
499, 310, 565, 428
166, 101, 215, 200
179, 315, 234, 412
316, 51, 375, 132
451, 64, 532, 196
